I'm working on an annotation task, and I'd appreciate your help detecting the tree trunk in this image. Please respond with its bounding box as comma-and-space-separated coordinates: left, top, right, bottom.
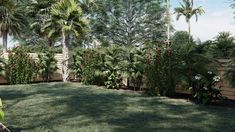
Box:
188, 20, 191, 44
2, 30, 8, 53
62, 30, 70, 82
167, 0, 170, 41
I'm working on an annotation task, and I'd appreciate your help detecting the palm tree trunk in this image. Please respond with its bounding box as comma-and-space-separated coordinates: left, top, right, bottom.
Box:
2, 30, 8, 53
167, 0, 170, 41
188, 20, 191, 44
62, 30, 70, 82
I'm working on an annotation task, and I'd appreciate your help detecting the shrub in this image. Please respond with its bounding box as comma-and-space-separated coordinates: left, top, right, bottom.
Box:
38, 49, 58, 82
191, 72, 225, 104
5, 47, 39, 84
103, 46, 126, 89
144, 42, 180, 96
72, 48, 106, 85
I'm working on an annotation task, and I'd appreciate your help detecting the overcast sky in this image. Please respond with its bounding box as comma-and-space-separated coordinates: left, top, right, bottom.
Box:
171, 0, 235, 41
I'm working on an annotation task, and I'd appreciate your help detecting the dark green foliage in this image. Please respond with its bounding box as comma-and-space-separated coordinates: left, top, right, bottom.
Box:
212, 32, 235, 59
38, 49, 58, 82
103, 46, 126, 89
72, 48, 106, 85
12, 45, 62, 53
191, 72, 225, 105
171, 31, 194, 49
5, 47, 39, 84
93, 0, 166, 46
144, 42, 181, 96
124, 48, 145, 90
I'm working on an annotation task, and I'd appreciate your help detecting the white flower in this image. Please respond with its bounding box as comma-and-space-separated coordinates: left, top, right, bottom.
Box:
213, 76, 221, 82
203, 87, 208, 90
195, 74, 201, 80
208, 71, 213, 75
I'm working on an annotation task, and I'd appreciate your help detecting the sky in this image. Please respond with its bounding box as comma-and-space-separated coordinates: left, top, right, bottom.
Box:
171, 0, 235, 41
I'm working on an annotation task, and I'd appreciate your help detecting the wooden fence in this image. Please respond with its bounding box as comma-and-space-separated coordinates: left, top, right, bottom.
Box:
0, 53, 235, 100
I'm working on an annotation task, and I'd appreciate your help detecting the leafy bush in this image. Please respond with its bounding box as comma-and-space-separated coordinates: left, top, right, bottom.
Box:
124, 48, 145, 90
103, 46, 126, 89
72, 48, 106, 85
143, 42, 181, 96
5, 47, 39, 84
191, 72, 225, 104
38, 49, 58, 82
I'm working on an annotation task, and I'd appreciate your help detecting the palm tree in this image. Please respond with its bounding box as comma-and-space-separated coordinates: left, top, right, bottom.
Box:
48, 0, 89, 82
213, 32, 235, 59
0, 0, 27, 52
174, 0, 204, 43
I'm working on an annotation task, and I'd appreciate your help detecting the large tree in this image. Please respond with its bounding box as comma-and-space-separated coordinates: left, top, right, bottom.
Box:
47, 0, 88, 82
0, 0, 27, 52
93, 0, 166, 46
174, 0, 204, 43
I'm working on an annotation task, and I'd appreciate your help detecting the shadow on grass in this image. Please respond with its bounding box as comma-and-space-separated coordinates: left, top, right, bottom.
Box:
0, 83, 235, 131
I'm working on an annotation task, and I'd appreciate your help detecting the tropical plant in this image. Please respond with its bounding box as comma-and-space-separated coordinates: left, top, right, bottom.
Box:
212, 32, 235, 59
29, 0, 58, 47
103, 46, 126, 89
143, 42, 181, 96
47, 0, 89, 82
191, 72, 225, 104
38, 49, 58, 82
124, 48, 145, 90
174, 0, 204, 43
0, 0, 27, 52
5, 47, 39, 84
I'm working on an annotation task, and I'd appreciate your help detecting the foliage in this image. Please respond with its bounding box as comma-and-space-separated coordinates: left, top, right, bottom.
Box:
123, 48, 145, 90
93, 0, 167, 46
171, 31, 194, 49
0, 0, 27, 52
174, 0, 205, 43
47, 0, 89, 82
144, 42, 181, 96
5, 47, 39, 84
191, 72, 225, 104
0, 98, 4, 121
72, 48, 106, 85
103, 46, 126, 89
38, 49, 58, 82
12, 45, 62, 53
212, 32, 235, 59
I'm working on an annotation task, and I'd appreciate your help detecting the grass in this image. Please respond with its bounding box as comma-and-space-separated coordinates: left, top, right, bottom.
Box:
0, 83, 234, 132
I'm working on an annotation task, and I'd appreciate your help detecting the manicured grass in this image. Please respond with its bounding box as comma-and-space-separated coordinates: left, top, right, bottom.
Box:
0, 83, 234, 132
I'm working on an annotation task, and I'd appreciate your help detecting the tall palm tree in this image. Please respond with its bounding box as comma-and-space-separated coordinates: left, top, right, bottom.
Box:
174, 0, 204, 43
166, 0, 171, 42
48, 0, 89, 82
0, 0, 27, 52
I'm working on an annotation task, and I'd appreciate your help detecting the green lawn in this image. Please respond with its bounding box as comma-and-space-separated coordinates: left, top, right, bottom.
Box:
0, 83, 234, 132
